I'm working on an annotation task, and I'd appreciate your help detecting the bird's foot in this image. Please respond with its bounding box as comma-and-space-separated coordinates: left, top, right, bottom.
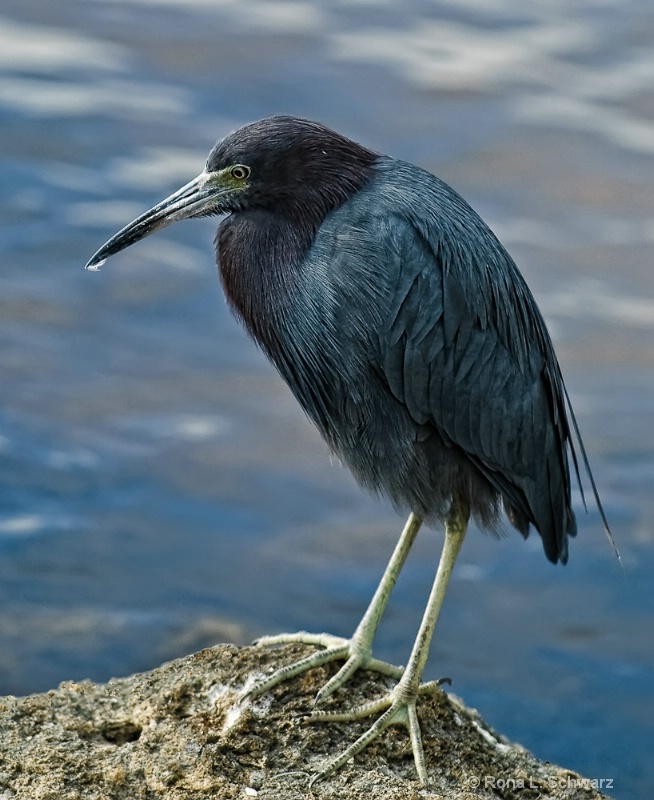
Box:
241, 631, 404, 704
307, 678, 447, 786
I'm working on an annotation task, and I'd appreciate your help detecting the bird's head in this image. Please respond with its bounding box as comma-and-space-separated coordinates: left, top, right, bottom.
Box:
85, 116, 378, 270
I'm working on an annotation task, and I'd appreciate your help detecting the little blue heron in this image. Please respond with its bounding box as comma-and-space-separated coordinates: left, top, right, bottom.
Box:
86, 116, 614, 785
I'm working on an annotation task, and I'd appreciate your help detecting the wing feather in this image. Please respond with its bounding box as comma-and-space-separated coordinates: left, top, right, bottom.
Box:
301, 160, 614, 563
379, 195, 575, 562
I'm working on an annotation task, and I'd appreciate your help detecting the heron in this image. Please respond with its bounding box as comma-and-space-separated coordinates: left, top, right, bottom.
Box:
85, 115, 614, 785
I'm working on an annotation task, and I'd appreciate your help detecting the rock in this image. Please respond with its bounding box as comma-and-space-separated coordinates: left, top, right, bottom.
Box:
0, 643, 612, 799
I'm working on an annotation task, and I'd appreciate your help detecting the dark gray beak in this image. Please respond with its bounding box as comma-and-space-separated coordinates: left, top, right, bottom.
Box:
85, 171, 232, 270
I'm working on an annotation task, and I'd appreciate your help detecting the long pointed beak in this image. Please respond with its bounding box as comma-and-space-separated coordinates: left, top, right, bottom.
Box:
85, 171, 230, 271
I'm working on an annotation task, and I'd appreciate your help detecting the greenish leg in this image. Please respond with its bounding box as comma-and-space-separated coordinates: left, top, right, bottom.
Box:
241, 512, 423, 702
309, 498, 470, 786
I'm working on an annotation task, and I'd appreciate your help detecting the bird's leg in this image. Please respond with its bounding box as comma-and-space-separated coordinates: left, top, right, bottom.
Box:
242, 513, 422, 702
308, 498, 470, 786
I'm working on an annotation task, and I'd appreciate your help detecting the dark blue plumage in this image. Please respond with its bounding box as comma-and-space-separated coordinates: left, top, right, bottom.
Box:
214, 128, 576, 564
85, 115, 612, 784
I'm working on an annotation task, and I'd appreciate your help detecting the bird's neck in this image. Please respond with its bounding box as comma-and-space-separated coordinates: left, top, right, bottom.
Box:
216, 209, 318, 358
216, 206, 351, 440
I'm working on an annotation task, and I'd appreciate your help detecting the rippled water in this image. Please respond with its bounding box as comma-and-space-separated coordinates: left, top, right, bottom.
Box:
1, 1, 653, 796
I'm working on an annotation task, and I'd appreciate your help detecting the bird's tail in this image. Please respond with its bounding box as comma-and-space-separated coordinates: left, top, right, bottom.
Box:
563, 384, 622, 568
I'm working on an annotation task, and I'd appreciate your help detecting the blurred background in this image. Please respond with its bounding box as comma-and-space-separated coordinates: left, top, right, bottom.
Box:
0, 0, 652, 796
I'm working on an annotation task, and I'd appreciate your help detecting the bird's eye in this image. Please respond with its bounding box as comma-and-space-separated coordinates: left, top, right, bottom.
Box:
230, 165, 251, 181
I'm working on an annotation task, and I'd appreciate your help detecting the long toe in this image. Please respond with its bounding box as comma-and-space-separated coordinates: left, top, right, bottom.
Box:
240, 639, 350, 701
308, 683, 430, 786
243, 633, 404, 704
252, 631, 350, 649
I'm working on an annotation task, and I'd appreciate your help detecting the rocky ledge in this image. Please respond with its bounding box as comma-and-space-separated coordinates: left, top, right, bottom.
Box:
0, 643, 612, 800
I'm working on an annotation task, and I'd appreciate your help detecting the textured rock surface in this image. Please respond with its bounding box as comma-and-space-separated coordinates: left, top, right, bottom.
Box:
0, 643, 612, 799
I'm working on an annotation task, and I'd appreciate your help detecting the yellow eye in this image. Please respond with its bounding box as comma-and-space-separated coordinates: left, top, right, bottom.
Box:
230, 165, 250, 180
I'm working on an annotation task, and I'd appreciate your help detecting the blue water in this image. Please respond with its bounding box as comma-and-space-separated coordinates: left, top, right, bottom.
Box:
1, 2, 653, 797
